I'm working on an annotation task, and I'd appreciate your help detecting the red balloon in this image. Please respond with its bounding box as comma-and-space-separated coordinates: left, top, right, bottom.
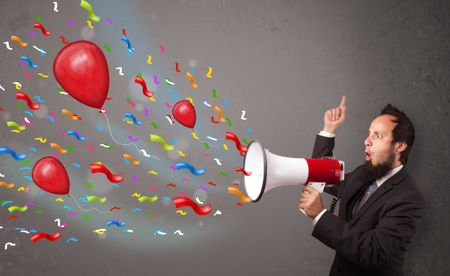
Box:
53, 40, 109, 109
172, 100, 196, 128
32, 156, 70, 195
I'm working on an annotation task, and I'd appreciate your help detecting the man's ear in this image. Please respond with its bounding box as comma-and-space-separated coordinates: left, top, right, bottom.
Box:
395, 141, 407, 153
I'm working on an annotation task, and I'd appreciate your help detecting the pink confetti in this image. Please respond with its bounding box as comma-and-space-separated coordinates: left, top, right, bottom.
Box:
181, 177, 189, 182
153, 75, 160, 85
131, 175, 138, 182
86, 145, 94, 151
165, 102, 172, 109
27, 30, 35, 38
52, 152, 59, 159
147, 186, 157, 191
23, 72, 33, 79
67, 211, 76, 216
159, 44, 164, 54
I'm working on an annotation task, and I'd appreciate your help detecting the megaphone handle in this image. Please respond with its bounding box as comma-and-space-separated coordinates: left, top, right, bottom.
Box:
299, 208, 307, 216
299, 182, 326, 216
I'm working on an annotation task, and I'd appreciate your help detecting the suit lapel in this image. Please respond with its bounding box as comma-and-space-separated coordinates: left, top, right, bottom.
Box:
350, 168, 407, 224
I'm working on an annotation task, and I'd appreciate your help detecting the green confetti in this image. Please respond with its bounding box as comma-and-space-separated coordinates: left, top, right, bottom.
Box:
56, 87, 64, 92
35, 210, 44, 215
126, 97, 132, 102
66, 145, 74, 152
20, 160, 30, 165
242, 138, 249, 145
151, 122, 158, 129
202, 142, 210, 149
212, 88, 217, 98
103, 44, 111, 52
0, 200, 10, 206
85, 181, 94, 189
137, 72, 143, 78
226, 117, 232, 126
82, 214, 91, 220
15, 102, 24, 109
36, 16, 43, 24
220, 171, 229, 177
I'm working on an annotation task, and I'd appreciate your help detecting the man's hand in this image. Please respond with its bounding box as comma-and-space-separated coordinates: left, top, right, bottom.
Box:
323, 95, 346, 134
299, 185, 325, 219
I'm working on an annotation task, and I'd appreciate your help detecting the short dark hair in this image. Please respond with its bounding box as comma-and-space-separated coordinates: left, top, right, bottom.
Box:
380, 104, 415, 164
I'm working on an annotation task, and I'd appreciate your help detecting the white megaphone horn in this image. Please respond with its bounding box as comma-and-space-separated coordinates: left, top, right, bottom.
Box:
242, 140, 345, 203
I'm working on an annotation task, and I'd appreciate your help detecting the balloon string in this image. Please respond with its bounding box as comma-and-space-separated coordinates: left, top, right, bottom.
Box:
68, 194, 111, 214
101, 112, 159, 160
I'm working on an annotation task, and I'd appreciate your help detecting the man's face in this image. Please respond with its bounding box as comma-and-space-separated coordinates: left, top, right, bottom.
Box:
364, 115, 398, 168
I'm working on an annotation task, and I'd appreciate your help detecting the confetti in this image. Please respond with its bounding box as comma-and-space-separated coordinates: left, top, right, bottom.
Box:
185, 72, 198, 89
137, 196, 159, 203
134, 76, 154, 98
121, 36, 135, 53
206, 67, 213, 78
30, 231, 62, 243
33, 22, 51, 36
16, 92, 40, 110
0, 147, 27, 160
123, 153, 139, 165
228, 186, 252, 203
20, 56, 38, 68
80, 0, 101, 22
174, 162, 205, 176
11, 35, 27, 47
172, 196, 212, 216
150, 134, 175, 151
90, 163, 124, 183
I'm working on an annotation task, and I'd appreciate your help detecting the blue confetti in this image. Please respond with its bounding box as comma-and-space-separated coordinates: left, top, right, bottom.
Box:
67, 130, 86, 141
29, 147, 38, 152
95, 124, 104, 132
33, 96, 44, 103
0, 147, 27, 160
20, 56, 38, 69
106, 220, 126, 227
174, 162, 205, 176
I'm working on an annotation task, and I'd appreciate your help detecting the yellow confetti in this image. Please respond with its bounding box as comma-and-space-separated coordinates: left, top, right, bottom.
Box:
132, 193, 141, 198
34, 137, 47, 143
55, 198, 64, 202
149, 96, 156, 102
191, 132, 199, 140
223, 144, 229, 151
147, 170, 158, 175
37, 73, 49, 78
186, 97, 194, 106
93, 229, 106, 235
206, 67, 213, 78
147, 55, 152, 64
86, 20, 93, 29
176, 210, 187, 216
177, 151, 186, 157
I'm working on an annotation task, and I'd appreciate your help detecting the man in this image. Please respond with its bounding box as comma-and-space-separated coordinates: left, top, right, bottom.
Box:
299, 96, 425, 276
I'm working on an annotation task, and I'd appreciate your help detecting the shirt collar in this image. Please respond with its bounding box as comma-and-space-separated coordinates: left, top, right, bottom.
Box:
375, 164, 404, 188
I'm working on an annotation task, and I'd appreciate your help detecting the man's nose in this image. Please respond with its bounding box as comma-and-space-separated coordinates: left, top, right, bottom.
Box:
364, 136, 371, 146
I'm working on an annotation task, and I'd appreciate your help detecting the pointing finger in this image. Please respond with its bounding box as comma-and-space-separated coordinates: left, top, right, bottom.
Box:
339, 95, 347, 109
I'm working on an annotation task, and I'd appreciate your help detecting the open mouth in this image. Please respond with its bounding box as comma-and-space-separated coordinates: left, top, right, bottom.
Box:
365, 151, 372, 161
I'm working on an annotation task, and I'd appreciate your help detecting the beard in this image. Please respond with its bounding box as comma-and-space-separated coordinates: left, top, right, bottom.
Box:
359, 148, 396, 183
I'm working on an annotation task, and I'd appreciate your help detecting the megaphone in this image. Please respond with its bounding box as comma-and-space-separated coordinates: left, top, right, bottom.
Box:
243, 140, 345, 202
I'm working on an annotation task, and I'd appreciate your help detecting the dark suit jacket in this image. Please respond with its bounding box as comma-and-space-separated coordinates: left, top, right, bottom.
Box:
311, 135, 425, 276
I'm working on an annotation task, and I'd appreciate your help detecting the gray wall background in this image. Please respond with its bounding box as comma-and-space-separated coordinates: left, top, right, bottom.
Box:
0, 0, 449, 275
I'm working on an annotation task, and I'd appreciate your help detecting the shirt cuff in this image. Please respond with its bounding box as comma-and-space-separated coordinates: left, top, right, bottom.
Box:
318, 131, 336, 138
313, 209, 327, 225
